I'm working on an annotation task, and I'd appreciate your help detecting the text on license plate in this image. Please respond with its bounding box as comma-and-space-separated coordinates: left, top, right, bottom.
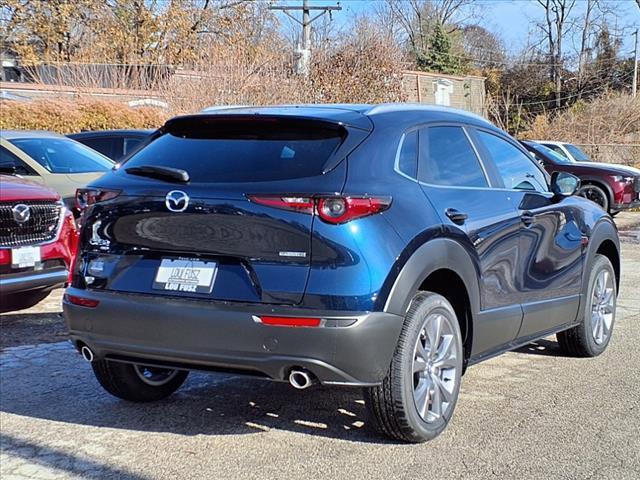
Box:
11, 246, 41, 268
152, 259, 217, 294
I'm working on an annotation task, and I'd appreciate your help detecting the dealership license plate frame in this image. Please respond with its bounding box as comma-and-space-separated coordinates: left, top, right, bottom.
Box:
11, 246, 41, 268
152, 258, 218, 294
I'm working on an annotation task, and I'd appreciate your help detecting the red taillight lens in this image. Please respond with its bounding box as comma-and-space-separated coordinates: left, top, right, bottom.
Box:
256, 316, 322, 327
247, 195, 314, 213
75, 188, 120, 211
317, 197, 391, 224
248, 195, 391, 224
64, 294, 99, 308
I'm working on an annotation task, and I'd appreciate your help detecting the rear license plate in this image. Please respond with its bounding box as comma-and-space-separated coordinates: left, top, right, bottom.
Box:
11, 246, 41, 268
152, 258, 217, 294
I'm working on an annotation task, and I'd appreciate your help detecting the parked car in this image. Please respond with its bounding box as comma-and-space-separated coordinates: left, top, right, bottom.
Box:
0, 174, 77, 312
67, 129, 154, 161
0, 131, 114, 209
65, 105, 620, 443
533, 140, 593, 162
522, 140, 640, 214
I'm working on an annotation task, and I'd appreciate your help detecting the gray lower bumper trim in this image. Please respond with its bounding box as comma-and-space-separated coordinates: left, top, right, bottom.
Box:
64, 287, 405, 385
0, 269, 67, 294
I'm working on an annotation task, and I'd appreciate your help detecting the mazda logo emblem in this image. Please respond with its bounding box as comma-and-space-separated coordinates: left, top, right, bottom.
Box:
165, 190, 189, 212
12, 204, 31, 224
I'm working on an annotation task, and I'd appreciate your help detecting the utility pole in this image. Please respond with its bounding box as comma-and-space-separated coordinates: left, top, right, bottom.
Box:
633, 29, 638, 98
269, 0, 342, 76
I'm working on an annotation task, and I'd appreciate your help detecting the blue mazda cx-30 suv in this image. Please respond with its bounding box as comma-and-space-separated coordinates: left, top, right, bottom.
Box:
64, 104, 620, 442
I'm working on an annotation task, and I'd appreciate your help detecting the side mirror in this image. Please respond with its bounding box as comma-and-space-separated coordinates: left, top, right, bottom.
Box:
551, 171, 580, 197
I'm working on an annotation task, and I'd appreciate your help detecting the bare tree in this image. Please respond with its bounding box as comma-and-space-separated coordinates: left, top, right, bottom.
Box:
377, 0, 477, 60
536, 0, 577, 106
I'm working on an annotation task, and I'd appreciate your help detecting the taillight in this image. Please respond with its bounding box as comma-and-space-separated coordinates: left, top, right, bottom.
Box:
75, 188, 120, 211
248, 195, 391, 224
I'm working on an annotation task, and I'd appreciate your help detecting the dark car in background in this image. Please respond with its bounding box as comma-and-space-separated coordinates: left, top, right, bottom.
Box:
67, 129, 153, 161
65, 105, 620, 443
522, 140, 640, 214
0, 174, 77, 312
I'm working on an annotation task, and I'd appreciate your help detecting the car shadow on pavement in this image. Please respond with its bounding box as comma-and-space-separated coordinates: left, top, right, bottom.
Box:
0, 344, 396, 444
514, 338, 569, 357
0, 312, 68, 349
1, 432, 152, 479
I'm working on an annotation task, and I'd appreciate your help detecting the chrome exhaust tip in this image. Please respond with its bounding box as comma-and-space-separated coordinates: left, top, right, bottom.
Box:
80, 345, 94, 362
289, 369, 315, 389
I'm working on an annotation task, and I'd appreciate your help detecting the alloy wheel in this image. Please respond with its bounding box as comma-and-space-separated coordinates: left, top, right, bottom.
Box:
133, 365, 180, 386
590, 269, 615, 345
411, 313, 459, 422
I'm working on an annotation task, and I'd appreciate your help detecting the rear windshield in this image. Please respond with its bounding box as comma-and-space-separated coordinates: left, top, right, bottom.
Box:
122, 117, 345, 183
10, 137, 114, 174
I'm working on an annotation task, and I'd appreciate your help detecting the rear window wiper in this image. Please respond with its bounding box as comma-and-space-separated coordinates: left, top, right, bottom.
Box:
124, 165, 189, 183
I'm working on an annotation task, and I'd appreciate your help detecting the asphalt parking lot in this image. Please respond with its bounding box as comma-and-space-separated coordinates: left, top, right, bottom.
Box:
1, 214, 639, 480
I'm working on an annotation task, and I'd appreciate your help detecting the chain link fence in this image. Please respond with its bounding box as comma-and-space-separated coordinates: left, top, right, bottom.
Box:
575, 144, 640, 168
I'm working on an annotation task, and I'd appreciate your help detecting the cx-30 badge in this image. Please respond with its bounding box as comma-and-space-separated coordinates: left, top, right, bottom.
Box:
165, 190, 189, 212
12, 204, 31, 223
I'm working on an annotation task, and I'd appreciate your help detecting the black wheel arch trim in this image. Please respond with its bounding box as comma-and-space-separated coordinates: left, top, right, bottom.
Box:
585, 217, 620, 292
381, 237, 481, 318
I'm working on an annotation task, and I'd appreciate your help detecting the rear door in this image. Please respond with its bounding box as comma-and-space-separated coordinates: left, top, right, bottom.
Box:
473, 129, 584, 339
78, 115, 368, 305
416, 124, 524, 355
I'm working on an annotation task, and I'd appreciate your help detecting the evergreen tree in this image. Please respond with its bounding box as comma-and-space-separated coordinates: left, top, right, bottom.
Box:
416, 23, 463, 75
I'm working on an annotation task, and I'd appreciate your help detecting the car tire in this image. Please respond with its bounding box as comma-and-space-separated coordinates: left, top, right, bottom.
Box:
577, 184, 609, 213
364, 292, 463, 443
0, 289, 51, 314
92, 360, 189, 402
557, 254, 616, 357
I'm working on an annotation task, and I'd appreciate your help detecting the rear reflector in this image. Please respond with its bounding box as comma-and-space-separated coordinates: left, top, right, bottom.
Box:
255, 316, 322, 327
64, 294, 100, 308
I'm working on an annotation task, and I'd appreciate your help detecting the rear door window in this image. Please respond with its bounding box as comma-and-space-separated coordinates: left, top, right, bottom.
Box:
81, 137, 120, 159
418, 126, 488, 188
122, 118, 345, 183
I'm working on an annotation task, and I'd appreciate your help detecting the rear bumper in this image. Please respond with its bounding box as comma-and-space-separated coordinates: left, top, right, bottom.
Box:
0, 267, 68, 294
63, 288, 405, 386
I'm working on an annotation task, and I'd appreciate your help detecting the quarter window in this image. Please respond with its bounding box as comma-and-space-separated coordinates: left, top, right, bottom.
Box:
397, 130, 418, 179
419, 126, 488, 188
477, 131, 547, 192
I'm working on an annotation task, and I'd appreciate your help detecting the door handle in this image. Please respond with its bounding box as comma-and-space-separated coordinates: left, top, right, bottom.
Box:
520, 211, 535, 226
445, 208, 468, 225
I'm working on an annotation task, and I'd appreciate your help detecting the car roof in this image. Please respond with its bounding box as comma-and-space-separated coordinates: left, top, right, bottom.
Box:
67, 129, 154, 139
532, 140, 570, 146
1, 130, 65, 140
189, 103, 495, 131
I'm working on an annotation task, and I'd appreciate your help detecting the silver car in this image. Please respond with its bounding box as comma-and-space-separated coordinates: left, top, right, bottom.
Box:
0, 130, 114, 207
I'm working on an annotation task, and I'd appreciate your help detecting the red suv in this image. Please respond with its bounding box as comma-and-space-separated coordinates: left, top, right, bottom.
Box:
0, 174, 78, 312
522, 141, 640, 214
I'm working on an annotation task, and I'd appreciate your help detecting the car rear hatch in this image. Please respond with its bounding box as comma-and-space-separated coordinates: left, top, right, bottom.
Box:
74, 112, 372, 305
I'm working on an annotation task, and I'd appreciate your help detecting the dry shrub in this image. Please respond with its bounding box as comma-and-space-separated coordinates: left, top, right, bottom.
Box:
0, 99, 168, 133
522, 93, 640, 144
521, 93, 640, 166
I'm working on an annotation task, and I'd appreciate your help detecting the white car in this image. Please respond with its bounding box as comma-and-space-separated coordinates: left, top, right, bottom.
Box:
532, 140, 592, 163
